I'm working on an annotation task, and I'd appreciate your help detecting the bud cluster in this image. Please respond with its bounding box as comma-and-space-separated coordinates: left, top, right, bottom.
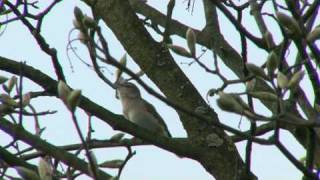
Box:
57, 81, 82, 112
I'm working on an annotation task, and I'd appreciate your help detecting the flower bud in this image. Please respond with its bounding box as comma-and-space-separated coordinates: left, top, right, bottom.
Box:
167, 44, 192, 57
73, 19, 81, 29
288, 70, 305, 89
22, 92, 31, 107
246, 63, 268, 80
217, 92, 243, 114
231, 94, 250, 111
263, 31, 274, 49
38, 158, 53, 180
110, 133, 125, 142
15, 166, 40, 180
6, 76, 17, 93
74, 7, 84, 21
67, 89, 82, 112
277, 72, 288, 89
266, 51, 279, 75
0, 94, 17, 107
249, 91, 278, 101
306, 27, 320, 42
83, 15, 97, 29
57, 81, 71, 103
186, 28, 196, 57
78, 32, 88, 44
276, 12, 302, 37
246, 78, 256, 92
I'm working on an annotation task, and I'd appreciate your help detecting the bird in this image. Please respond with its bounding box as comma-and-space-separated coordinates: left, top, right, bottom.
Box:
115, 79, 172, 138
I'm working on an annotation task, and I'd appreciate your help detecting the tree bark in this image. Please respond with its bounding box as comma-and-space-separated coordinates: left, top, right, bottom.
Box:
84, 0, 257, 179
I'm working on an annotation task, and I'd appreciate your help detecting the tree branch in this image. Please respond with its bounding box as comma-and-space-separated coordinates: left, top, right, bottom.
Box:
83, 0, 257, 179
0, 118, 112, 179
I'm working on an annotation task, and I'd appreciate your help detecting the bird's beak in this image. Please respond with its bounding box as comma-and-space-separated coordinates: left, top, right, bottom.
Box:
115, 89, 119, 99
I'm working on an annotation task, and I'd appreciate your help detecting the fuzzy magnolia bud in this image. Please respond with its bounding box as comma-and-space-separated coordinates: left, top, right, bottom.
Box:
277, 72, 289, 89
0, 94, 17, 107
266, 51, 279, 75
73, 19, 81, 29
276, 12, 302, 37
167, 44, 192, 57
216, 92, 243, 114
15, 166, 40, 180
186, 28, 196, 57
288, 70, 305, 89
249, 91, 278, 101
74, 7, 84, 22
38, 158, 53, 180
306, 27, 320, 42
110, 133, 125, 142
6, 76, 17, 93
246, 63, 268, 80
263, 31, 274, 49
231, 94, 250, 111
78, 32, 88, 44
83, 15, 97, 29
22, 92, 31, 107
67, 89, 82, 112
99, 160, 124, 169
246, 78, 256, 92
57, 81, 71, 103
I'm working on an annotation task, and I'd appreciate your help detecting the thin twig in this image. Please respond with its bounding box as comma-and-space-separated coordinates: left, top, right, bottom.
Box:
117, 146, 136, 178
70, 113, 98, 180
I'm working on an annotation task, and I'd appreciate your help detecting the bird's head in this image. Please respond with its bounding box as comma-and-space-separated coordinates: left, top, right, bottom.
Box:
115, 80, 141, 99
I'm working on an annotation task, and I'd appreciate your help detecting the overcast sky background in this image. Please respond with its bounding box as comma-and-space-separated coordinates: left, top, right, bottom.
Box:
1, 0, 317, 179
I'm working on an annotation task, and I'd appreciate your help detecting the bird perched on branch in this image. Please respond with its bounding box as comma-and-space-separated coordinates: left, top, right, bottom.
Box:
115, 79, 172, 138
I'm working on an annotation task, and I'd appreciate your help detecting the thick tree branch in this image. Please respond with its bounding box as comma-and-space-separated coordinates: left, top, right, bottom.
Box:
130, 0, 316, 120
0, 56, 198, 158
83, 0, 258, 179
0, 146, 38, 172
128, 0, 320, 164
0, 146, 62, 180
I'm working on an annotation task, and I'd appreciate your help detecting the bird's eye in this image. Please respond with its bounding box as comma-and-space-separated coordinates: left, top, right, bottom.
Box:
125, 83, 135, 88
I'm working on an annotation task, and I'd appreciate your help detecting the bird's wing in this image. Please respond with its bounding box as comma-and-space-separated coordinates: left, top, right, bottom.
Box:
143, 99, 172, 137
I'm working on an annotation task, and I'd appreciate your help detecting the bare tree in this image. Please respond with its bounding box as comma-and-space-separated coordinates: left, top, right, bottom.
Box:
0, 0, 319, 179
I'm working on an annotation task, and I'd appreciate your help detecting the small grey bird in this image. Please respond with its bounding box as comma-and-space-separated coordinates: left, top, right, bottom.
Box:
115, 80, 171, 138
